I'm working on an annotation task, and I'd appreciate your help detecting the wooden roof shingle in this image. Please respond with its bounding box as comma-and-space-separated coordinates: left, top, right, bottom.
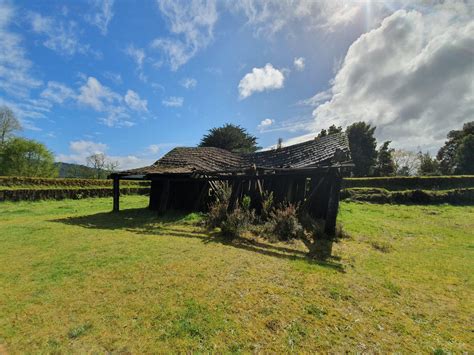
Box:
118, 133, 350, 176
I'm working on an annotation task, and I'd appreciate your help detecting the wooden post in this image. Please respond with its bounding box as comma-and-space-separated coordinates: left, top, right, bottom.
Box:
113, 176, 120, 212
227, 180, 242, 212
158, 179, 170, 214
324, 172, 342, 236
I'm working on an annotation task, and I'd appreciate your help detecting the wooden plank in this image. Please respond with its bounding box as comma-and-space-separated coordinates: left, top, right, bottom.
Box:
113, 176, 120, 212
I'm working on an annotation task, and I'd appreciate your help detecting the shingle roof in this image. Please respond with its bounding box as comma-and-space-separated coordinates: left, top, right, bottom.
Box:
246, 133, 350, 168
119, 133, 350, 176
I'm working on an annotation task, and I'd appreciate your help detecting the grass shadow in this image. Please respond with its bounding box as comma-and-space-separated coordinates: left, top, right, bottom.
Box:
51, 208, 344, 272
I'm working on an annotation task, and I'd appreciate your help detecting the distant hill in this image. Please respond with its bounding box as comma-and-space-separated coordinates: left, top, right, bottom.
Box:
54, 162, 97, 178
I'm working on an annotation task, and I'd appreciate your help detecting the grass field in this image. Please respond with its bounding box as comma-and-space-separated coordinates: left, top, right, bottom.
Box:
0, 196, 473, 353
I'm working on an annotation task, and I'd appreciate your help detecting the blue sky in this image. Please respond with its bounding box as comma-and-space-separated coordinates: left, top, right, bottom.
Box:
1, 0, 473, 169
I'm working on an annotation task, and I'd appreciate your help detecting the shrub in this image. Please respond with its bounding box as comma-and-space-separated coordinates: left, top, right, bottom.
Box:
204, 188, 254, 240
220, 207, 253, 240
205, 185, 231, 229
260, 191, 274, 221
266, 202, 304, 241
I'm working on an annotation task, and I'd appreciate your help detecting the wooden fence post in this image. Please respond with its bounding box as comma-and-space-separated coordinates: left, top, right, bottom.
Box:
113, 176, 120, 212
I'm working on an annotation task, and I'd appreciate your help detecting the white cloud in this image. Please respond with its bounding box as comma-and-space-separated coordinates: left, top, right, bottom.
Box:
238, 63, 285, 99
147, 144, 161, 154
77, 77, 136, 127
29, 12, 93, 57
125, 44, 147, 81
77, 76, 121, 111
70, 140, 107, 155
230, 0, 368, 37
162, 96, 184, 107
151, 0, 218, 70
298, 90, 331, 106
301, 3, 474, 151
258, 118, 274, 131
103, 71, 122, 84
40, 81, 76, 104
293, 57, 305, 71
0, 2, 42, 97
124, 89, 148, 112
126, 44, 145, 69
180, 77, 197, 89
85, 0, 114, 35
56, 140, 155, 170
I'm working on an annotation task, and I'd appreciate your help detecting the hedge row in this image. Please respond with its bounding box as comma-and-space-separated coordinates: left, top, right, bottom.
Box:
0, 176, 149, 188
343, 176, 474, 191
0, 187, 149, 202
341, 187, 474, 205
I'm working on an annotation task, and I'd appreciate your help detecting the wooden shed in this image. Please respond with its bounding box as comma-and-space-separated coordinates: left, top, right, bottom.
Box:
109, 133, 352, 235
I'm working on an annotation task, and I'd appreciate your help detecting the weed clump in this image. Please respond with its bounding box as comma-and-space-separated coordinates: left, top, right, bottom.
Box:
266, 202, 304, 241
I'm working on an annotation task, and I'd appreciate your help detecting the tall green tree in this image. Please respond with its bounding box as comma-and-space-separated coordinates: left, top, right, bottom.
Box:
374, 141, 395, 176
437, 121, 474, 174
0, 137, 57, 177
418, 152, 440, 176
455, 134, 474, 174
199, 124, 258, 153
0, 106, 22, 145
317, 124, 342, 138
346, 122, 378, 176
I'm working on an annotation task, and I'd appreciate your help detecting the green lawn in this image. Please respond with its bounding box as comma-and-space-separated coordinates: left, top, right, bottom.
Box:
0, 196, 472, 353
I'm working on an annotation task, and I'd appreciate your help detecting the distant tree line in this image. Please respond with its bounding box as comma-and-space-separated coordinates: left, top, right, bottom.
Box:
0, 105, 119, 179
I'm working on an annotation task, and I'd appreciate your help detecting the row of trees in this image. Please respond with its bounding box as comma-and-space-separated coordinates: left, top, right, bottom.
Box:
0, 106, 118, 178
199, 121, 474, 177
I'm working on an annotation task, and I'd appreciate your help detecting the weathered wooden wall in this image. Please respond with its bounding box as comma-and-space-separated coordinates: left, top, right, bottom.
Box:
146, 170, 343, 235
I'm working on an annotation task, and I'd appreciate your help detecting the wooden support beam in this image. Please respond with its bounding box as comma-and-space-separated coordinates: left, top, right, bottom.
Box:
324, 173, 342, 236
158, 179, 170, 214
227, 180, 242, 212
113, 176, 120, 212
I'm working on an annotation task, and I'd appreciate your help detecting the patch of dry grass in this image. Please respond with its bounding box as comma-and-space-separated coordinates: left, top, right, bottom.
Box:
0, 196, 472, 352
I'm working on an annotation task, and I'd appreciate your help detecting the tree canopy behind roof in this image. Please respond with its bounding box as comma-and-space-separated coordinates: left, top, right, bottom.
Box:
199, 123, 259, 153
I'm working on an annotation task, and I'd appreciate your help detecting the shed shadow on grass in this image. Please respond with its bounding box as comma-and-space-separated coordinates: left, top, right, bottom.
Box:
51, 208, 344, 272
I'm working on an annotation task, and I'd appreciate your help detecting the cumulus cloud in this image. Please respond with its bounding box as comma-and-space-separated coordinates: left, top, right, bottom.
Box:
238, 63, 285, 99
0, 2, 42, 97
40, 82, 76, 104
180, 77, 197, 89
301, 3, 474, 151
162, 96, 184, 107
293, 57, 305, 71
77, 77, 121, 111
85, 0, 114, 35
151, 0, 218, 70
124, 89, 148, 112
258, 118, 274, 131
